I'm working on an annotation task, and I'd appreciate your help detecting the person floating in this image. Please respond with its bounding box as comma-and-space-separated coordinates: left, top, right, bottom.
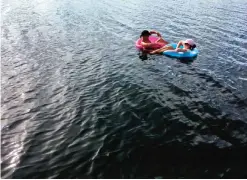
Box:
135, 30, 169, 52
150, 39, 197, 54
140, 30, 169, 49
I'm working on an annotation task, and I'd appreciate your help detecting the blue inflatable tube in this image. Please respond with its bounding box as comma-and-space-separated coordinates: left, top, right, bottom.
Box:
163, 43, 199, 58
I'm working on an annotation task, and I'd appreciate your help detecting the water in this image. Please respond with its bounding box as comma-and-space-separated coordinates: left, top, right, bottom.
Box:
1, 0, 247, 178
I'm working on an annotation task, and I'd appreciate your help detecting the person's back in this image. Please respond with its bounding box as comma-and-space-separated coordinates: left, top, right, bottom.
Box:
140, 30, 152, 49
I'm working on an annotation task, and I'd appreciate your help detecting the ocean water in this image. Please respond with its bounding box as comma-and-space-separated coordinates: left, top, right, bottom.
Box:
1, 0, 247, 178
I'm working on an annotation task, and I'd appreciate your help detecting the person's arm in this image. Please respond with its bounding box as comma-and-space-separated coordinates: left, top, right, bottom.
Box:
176, 41, 184, 49
149, 30, 161, 37
164, 48, 188, 53
141, 41, 156, 47
175, 48, 188, 52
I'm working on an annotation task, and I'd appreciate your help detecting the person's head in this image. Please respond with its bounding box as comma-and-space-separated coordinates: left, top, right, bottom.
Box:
184, 39, 196, 50
140, 30, 151, 38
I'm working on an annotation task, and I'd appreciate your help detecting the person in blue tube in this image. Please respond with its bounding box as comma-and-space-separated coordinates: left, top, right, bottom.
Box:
150, 39, 197, 54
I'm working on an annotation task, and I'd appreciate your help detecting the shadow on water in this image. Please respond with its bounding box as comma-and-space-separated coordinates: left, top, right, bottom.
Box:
164, 54, 198, 64
138, 50, 197, 64
138, 51, 149, 61
177, 56, 197, 64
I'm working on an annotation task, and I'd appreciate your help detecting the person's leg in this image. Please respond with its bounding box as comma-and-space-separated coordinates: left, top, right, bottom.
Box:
150, 46, 174, 54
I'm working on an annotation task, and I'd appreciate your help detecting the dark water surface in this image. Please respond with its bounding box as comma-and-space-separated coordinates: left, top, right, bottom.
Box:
1, 0, 247, 178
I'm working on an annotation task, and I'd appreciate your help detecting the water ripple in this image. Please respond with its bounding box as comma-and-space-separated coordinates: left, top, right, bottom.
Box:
2, 0, 247, 178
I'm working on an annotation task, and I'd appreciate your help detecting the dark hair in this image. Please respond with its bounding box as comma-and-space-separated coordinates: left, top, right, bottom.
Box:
186, 43, 196, 50
190, 44, 196, 50
140, 30, 151, 38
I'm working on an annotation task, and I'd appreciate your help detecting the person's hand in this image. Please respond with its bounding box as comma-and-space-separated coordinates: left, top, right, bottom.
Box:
157, 32, 161, 37
150, 30, 161, 37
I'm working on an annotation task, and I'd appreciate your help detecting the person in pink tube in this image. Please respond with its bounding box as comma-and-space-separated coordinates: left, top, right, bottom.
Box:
150, 39, 197, 54
140, 30, 169, 51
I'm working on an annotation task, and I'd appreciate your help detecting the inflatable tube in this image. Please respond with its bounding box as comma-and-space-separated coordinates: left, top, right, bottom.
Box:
135, 36, 166, 50
163, 43, 199, 58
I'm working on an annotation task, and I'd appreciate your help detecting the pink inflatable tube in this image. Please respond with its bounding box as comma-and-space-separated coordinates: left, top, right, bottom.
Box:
135, 36, 166, 50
